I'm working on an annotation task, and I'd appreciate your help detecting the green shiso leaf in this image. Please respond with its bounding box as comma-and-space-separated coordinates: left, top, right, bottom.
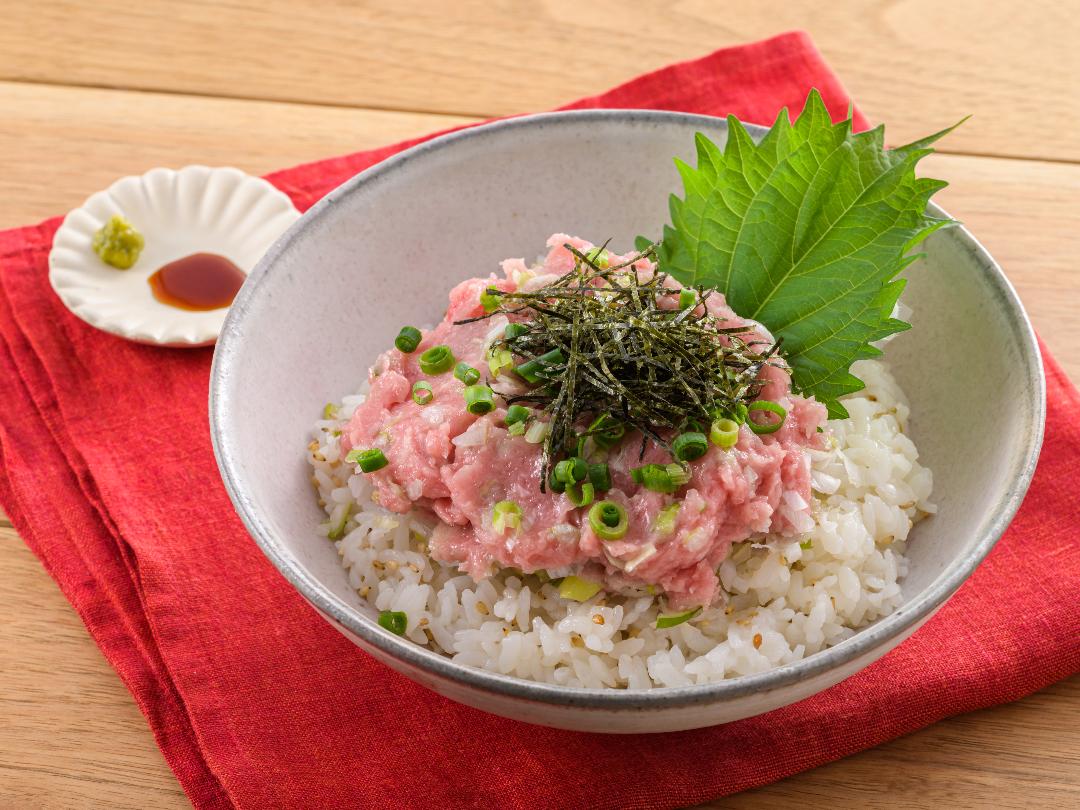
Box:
651, 89, 964, 417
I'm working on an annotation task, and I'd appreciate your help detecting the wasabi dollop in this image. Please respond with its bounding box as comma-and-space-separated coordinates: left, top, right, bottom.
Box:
92, 214, 144, 269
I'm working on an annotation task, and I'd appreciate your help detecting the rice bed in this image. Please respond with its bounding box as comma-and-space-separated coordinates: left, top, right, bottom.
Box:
308, 359, 933, 689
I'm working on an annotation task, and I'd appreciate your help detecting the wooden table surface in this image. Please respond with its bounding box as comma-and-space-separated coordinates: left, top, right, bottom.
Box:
1, 2, 1078, 807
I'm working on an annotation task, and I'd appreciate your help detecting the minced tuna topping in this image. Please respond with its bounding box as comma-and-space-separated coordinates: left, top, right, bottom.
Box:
343, 235, 826, 609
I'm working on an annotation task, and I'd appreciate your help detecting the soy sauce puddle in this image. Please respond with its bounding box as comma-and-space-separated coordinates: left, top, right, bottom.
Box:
148, 253, 245, 311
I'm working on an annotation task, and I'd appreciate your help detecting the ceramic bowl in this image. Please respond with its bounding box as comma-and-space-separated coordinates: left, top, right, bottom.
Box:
50, 166, 300, 347
210, 111, 1045, 733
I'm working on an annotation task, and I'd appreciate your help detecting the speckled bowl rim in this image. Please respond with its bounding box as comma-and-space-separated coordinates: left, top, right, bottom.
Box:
210, 110, 1046, 711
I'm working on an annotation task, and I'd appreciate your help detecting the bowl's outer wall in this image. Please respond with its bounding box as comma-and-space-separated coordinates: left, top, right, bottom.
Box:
211, 111, 1044, 732
318, 604, 938, 733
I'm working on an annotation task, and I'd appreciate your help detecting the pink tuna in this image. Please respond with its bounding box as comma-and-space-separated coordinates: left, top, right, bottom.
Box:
343, 237, 826, 608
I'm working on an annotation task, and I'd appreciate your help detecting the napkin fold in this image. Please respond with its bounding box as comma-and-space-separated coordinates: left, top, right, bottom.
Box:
1, 31, 1077, 810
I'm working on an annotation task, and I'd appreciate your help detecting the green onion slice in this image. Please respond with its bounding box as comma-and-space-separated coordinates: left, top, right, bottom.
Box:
480, 287, 502, 313
558, 575, 602, 602
487, 347, 514, 377
588, 500, 628, 540
419, 345, 455, 375
454, 362, 481, 386
584, 247, 610, 268
505, 404, 530, 426
672, 431, 708, 462
327, 502, 351, 540
378, 609, 408, 636
566, 481, 595, 508
630, 463, 690, 494
655, 606, 701, 630
322, 402, 338, 420
547, 469, 566, 493
747, 400, 787, 434
713, 402, 749, 425
709, 417, 740, 448
666, 463, 691, 486
394, 326, 422, 353
507, 421, 526, 436
552, 459, 575, 485
588, 463, 611, 492
524, 420, 549, 444
678, 288, 696, 310
515, 348, 565, 384
463, 385, 495, 415
504, 322, 528, 340
411, 381, 434, 406
492, 500, 523, 534
588, 413, 625, 450
345, 447, 389, 473
653, 502, 680, 536
554, 456, 588, 485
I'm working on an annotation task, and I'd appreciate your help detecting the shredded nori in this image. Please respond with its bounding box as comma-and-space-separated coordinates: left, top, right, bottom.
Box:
455, 242, 784, 489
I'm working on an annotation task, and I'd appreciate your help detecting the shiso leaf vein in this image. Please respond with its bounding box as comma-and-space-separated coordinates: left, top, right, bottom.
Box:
647, 89, 963, 417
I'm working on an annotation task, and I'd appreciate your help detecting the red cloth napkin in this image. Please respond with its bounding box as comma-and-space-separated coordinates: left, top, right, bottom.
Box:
0, 31, 1077, 809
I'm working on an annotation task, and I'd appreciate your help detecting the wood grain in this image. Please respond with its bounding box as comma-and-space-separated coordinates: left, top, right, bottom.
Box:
713, 677, 1080, 808
2, 1, 1079, 162
0, 81, 474, 230
921, 151, 1080, 382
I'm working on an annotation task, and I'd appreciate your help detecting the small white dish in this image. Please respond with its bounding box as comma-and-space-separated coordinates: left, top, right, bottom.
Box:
49, 166, 300, 347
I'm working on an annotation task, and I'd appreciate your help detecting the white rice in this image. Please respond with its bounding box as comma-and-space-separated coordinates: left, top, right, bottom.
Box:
307, 359, 934, 689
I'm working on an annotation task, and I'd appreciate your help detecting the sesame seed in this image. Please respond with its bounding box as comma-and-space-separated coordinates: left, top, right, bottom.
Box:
592, 614, 605, 625
475, 601, 490, 616
753, 633, 763, 649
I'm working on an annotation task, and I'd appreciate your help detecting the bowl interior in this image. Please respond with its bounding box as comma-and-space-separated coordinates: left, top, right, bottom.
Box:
212, 111, 1043, 701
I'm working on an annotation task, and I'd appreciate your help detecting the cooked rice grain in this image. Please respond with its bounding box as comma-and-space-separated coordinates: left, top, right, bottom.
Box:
308, 360, 933, 689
